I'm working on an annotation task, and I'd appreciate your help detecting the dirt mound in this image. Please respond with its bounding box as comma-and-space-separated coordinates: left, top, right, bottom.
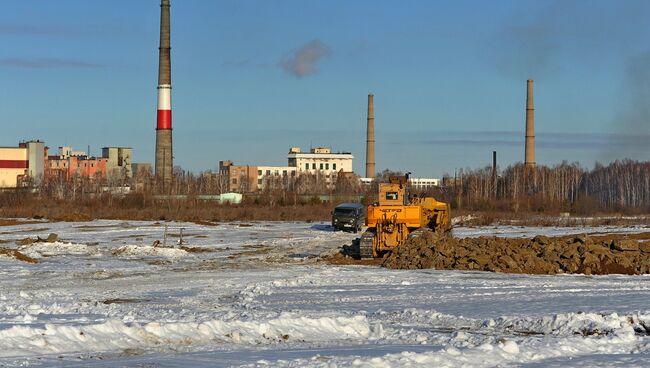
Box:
381, 232, 650, 275
0, 248, 38, 263
16, 233, 59, 246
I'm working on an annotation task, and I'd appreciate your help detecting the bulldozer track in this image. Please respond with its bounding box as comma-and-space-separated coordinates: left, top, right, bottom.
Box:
359, 230, 374, 259
408, 227, 432, 240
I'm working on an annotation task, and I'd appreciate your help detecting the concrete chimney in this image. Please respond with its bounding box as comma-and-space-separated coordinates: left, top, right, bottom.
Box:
155, 0, 173, 185
524, 79, 536, 168
365, 93, 375, 178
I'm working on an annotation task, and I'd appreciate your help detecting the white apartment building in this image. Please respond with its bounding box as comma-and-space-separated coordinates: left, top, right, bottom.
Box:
409, 178, 441, 189
287, 147, 353, 176
256, 165, 297, 190
360, 177, 440, 189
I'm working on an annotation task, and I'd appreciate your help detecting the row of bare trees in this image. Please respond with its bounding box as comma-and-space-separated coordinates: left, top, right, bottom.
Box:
443, 160, 650, 212
21, 159, 649, 213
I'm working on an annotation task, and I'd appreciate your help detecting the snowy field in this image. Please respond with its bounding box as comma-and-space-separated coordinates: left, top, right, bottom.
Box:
0, 220, 649, 367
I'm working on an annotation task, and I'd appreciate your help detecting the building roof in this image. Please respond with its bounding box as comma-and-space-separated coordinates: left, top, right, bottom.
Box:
288, 152, 353, 159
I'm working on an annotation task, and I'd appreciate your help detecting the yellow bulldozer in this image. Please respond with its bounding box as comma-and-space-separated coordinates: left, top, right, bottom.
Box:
359, 175, 451, 258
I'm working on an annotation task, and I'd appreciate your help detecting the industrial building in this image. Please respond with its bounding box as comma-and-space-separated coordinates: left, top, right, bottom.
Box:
47, 146, 108, 181
46, 146, 133, 182
359, 176, 441, 189
288, 147, 353, 175
102, 147, 133, 180
409, 178, 441, 189
0, 140, 45, 188
219, 146, 354, 193
257, 165, 297, 190
219, 161, 258, 193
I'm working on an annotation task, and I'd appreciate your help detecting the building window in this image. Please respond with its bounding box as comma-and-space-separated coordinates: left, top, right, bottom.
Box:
320, 163, 323, 170
274, 170, 279, 175
266, 170, 271, 175
258, 170, 262, 175
291, 171, 296, 177
232, 178, 237, 184
333, 163, 337, 170
258, 179, 262, 185
312, 163, 316, 170
325, 163, 329, 170
305, 163, 309, 170
283, 170, 287, 176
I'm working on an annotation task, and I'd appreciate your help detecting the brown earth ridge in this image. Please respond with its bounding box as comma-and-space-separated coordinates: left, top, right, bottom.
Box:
379, 232, 650, 275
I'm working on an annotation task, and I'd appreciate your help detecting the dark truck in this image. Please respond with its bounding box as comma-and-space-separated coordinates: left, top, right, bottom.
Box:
331, 203, 366, 232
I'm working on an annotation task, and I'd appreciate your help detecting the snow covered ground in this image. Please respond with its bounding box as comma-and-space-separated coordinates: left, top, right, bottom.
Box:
0, 220, 649, 367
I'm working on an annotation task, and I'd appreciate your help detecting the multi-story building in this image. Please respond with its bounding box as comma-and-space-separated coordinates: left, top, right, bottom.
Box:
360, 176, 441, 190
0, 147, 29, 188
409, 178, 441, 190
58, 146, 87, 158
219, 161, 258, 193
0, 140, 45, 188
219, 146, 355, 193
102, 147, 133, 180
47, 146, 108, 180
256, 165, 297, 191
46, 146, 133, 182
287, 147, 353, 174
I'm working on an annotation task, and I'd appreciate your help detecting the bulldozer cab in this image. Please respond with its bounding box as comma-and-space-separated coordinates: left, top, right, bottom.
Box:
378, 175, 409, 206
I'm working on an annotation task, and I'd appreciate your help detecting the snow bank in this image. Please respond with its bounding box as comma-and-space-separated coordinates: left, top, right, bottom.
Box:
0, 313, 373, 357
385, 309, 650, 339
112, 245, 188, 259
246, 311, 650, 367
18, 241, 97, 258
484, 311, 650, 337
332, 330, 643, 368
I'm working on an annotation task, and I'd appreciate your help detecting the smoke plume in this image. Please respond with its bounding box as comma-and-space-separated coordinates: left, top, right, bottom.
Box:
281, 39, 331, 78
488, 0, 650, 160
487, 0, 650, 79
607, 52, 650, 159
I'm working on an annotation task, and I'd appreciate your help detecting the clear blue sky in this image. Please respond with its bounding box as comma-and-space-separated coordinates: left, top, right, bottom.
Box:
1, 0, 648, 177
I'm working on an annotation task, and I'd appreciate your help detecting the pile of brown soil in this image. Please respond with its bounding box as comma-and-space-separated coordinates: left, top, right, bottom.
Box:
381, 232, 650, 275
0, 248, 38, 263
16, 233, 59, 246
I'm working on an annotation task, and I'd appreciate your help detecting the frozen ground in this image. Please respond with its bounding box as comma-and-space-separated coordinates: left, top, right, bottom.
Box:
0, 220, 649, 367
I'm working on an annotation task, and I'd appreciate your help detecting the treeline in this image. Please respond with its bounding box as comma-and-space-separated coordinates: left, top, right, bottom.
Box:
437, 160, 650, 213
4, 160, 648, 218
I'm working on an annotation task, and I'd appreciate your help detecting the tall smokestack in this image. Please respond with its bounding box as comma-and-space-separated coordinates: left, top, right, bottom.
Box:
155, 0, 173, 185
524, 79, 535, 168
365, 93, 375, 178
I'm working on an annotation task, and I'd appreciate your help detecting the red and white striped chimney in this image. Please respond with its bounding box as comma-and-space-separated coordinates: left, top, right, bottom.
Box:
155, 0, 173, 184
157, 84, 172, 130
